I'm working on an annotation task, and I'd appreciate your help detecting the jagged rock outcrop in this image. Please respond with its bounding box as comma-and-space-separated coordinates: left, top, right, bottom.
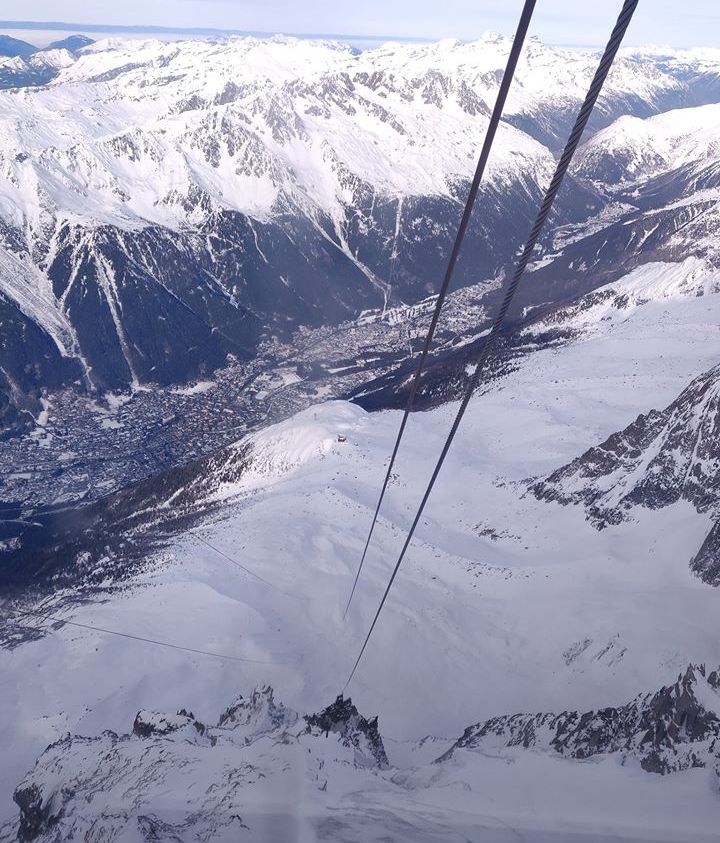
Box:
132, 708, 206, 739
11, 687, 388, 842
534, 365, 720, 584
439, 664, 720, 775
691, 519, 720, 586
10, 673, 720, 841
535, 364, 720, 522
305, 694, 388, 769
217, 685, 297, 737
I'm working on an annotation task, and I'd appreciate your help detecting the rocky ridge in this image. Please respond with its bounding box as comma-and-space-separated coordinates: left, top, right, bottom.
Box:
534, 364, 720, 584
440, 664, 720, 776
9, 667, 720, 841
11, 687, 387, 842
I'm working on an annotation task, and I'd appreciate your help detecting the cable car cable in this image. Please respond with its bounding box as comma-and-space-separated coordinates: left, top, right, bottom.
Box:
343, 0, 538, 618
4, 606, 286, 665
344, 0, 640, 689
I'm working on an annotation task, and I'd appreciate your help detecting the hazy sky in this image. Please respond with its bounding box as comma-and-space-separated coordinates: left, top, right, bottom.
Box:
1, 1, 719, 48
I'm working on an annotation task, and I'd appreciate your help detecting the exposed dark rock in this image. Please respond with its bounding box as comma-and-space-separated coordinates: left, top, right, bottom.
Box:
690, 519, 720, 586
534, 364, 720, 583
133, 709, 205, 738
439, 664, 720, 775
0, 289, 83, 437
305, 694, 389, 769
14, 782, 59, 843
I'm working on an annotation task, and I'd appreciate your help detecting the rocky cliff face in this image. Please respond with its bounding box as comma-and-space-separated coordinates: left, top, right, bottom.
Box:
305, 694, 388, 769
440, 664, 720, 776
691, 520, 720, 587
535, 364, 720, 522
534, 364, 720, 584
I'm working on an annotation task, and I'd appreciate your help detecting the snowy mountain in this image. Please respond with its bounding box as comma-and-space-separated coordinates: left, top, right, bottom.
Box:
574, 102, 720, 185
0, 36, 551, 423
534, 363, 720, 584
12, 688, 389, 842
500, 102, 720, 341
0, 49, 75, 90
0, 36, 36, 60
44, 35, 94, 55
8, 669, 720, 842
1, 35, 720, 432
2, 238, 720, 837
2, 31, 720, 841
442, 663, 720, 776
0, 33, 89, 90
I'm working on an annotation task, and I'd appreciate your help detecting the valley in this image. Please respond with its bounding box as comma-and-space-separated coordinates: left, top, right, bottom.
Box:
1, 28, 720, 843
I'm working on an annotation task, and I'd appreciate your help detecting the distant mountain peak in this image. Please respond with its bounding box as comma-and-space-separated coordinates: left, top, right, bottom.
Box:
45, 34, 95, 54
0, 34, 37, 59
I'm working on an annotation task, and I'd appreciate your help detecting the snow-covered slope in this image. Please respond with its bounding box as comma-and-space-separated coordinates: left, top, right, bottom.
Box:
535, 360, 720, 516
2, 31, 720, 840
3, 34, 718, 235
2, 251, 720, 836
511, 99, 720, 328
534, 362, 720, 584
525, 259, 720, 588
10, 689, 391, 842
443, 663, 720, 776
574, 102, 720, 185
0, 49, 75, 90
0, 37, 556, 232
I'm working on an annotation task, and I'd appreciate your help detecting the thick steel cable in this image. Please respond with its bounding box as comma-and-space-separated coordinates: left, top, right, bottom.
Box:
344, 0, 640, 690
344, 0, 538, 618
4, 606, 285, 665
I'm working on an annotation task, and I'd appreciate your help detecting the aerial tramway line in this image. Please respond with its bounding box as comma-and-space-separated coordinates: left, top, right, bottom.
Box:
5, 1, 641, 683
343, 0, 640, 689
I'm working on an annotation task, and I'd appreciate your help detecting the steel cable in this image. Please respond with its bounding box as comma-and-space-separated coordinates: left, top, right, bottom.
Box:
4, 606, 286, 665
344, 0, 640, 690
344, 0, 538, 617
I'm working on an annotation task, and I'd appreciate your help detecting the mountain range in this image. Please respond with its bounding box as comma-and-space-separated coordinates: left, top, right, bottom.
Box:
1, 35, 720, 435
1, 31, 720, 842
11, 669, 720, 841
